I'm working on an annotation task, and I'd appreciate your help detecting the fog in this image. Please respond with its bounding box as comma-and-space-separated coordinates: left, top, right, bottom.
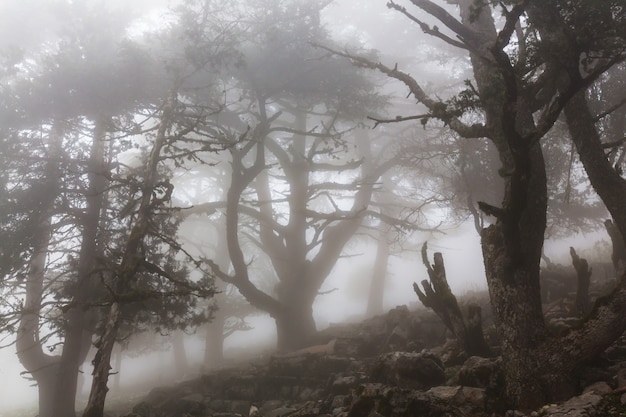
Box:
0, 0, 620, 416
1, 223, 607, 414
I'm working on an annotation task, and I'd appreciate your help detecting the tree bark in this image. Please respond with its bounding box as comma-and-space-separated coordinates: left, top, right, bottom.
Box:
275, 302, 318, 352
82, 302, 121, 417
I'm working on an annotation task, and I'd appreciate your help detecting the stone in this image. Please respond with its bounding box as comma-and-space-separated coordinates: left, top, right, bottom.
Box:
265, 406, 298, 417
426, 385, 486, 408
330, 374, 363, 395
269, 352, 352, 379
583, 381, 612, 395
330, 395, 349, 409
229, 400, 252, 416
539, 392, 603, 417
259, 400, 284, 414
369, 351, 445, 390
457, 356, 503, 389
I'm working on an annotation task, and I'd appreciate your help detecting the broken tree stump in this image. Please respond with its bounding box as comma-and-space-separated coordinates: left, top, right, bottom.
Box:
413, 242, 491, 357
570, 247, 591, 316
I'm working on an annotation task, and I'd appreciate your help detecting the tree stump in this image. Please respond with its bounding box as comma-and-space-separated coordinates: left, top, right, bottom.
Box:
570, 247, 591, 316
413, 242, 491, 357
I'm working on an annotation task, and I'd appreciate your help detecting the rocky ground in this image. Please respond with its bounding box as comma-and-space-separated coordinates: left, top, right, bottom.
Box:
115, 299, 626, 417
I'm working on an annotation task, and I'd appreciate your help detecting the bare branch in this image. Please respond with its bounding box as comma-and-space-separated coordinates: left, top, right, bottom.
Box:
387, 1, 468, 50
313, 43, 491, 139
594, 96, 626, 122
407, 0, 480, 46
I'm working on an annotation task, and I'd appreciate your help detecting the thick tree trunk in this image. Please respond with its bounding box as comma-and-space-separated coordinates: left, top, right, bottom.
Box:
482, 224, 564, 408
275, 302, 317, 352
451, 0, 553, 408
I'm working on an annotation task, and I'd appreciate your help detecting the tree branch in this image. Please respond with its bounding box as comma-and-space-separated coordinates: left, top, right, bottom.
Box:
313, 43, 491, 139
387, 1, 468, 50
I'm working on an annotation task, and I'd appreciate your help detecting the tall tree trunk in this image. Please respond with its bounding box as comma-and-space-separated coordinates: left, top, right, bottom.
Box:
16, 126, 63, 417
54, 118, 109, 417
457, 0, 552, 408
204, 236, 229, 369
16, 215, 59, 417
171, 330, 189, 379
111, 344, 123, 391
82, 94, 176, 417
204, 311, 226, 368
366, 218, 391, 317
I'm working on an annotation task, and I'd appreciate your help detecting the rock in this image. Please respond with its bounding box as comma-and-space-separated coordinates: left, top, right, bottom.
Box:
265, 406, 297, 417
369, 351, 445, 390
426, 385, 486, 408
289, 400, 328, 417
539, 392, 603, 417
230, 400, 252, 416
330, 374, 366, 395
330, 395, 349, 409
456, 356, 503, 389
269, 353, 352, 379
259, 400, 284, 414
583, 381, 612, 395
386, 324, 410, 349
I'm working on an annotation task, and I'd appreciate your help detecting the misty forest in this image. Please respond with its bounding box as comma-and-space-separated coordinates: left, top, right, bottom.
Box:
0, 0, 625, 416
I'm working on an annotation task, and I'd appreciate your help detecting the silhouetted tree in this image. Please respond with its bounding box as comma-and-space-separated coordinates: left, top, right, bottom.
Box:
325, 0, 625, 409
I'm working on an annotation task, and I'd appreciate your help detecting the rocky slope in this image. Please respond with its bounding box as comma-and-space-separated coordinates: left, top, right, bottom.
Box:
117, 302, 626, 417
